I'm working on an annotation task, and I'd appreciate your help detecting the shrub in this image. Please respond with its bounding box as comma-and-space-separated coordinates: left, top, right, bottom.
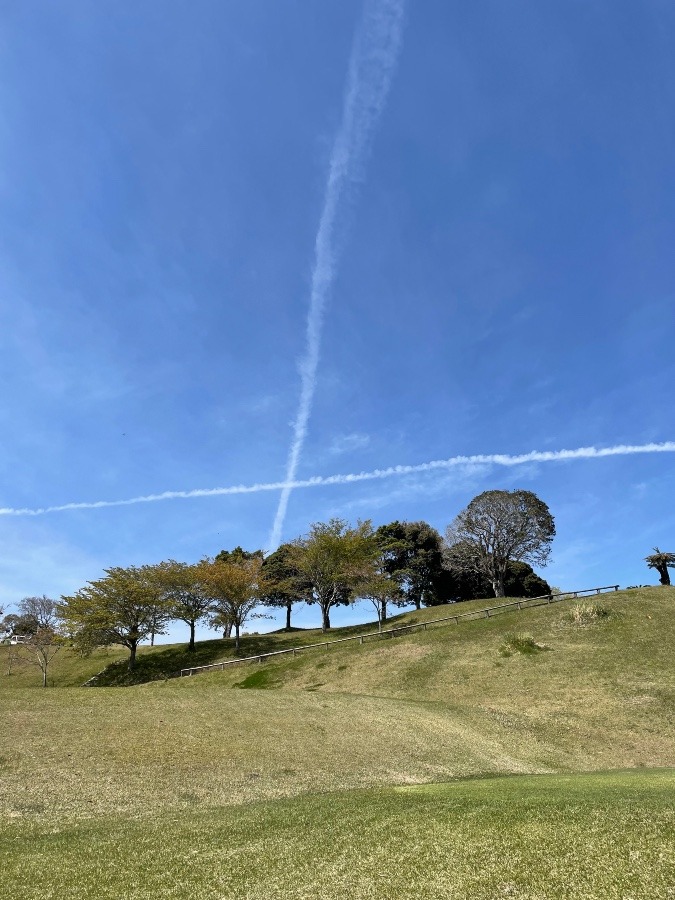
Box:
565, 603, 610, 626
499, 633, 550, 657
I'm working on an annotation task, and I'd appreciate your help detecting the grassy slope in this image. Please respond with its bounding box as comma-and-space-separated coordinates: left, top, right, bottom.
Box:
2, 587, 674, 898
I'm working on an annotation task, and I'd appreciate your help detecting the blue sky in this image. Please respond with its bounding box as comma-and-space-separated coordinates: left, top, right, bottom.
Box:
1, 1, 674, 639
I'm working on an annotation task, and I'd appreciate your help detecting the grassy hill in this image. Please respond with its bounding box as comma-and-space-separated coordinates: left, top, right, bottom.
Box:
1, 586, 673, 898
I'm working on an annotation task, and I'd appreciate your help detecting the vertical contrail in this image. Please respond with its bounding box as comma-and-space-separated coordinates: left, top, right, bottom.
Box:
268, 0, 406, 550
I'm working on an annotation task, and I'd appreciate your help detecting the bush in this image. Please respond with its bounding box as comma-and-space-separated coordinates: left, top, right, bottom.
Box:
499, 633, 550, 657
565, 603, 610, 626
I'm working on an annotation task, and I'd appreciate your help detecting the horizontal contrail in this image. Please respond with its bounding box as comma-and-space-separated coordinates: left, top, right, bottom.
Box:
1, 442, 673, 518
268, 0, 406, 551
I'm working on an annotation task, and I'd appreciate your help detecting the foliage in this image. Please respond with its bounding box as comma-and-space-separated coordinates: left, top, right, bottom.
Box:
261, 543, 311, 630
361, 573, 402, 631
440, 545, 550, 601
0, 611, 38, 640
445, 489, 555, 598
58, 566, 171, 671
375, 521, 445, 609
645, 547, 675, 586
197, 554, 267, 651
153, 560, 211, 651
289, 518, 375, 631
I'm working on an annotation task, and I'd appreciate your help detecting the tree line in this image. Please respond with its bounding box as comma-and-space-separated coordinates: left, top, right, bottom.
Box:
1, 489, 559, 679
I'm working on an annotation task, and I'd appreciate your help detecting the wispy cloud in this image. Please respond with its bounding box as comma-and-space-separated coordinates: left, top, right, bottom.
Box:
328, 432, 371, 455
268, 0, 406, 551
2, 442, 673, 518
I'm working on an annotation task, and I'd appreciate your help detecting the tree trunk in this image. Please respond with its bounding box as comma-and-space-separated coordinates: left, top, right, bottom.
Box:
414, 597, 421, 610
321, 606, 331, 632
188, 620, 196, 652
491, 577, 505, 598
128, 640, 137, 672
285, 601, 292, 631
657, 564, 671, 586
381, 600, 387, 624
234, 623, 240, 652
150, 631, 155, 647
42, 666, 47, 688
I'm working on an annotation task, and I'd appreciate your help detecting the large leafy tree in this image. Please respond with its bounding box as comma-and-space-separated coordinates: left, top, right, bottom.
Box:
375, 521, 445, 609
197, 555, 266, 652
289, 519, 375, 632
445, 490, 555, 598
261, 543, 310, 631
58, 566, 171, 671
154, 560, 211, 651
645, 548, 675, 586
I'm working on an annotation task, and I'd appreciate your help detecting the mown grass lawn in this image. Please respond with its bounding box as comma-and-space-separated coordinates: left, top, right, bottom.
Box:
1, 770, 673, 900
2, 588, 673, 898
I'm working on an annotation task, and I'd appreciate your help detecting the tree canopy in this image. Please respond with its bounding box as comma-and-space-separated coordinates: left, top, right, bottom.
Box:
375, 521, 445, 609
153, 560, 211, 651
58, 565, 170, 671
445, 490, 555, 598
197, 555, 266, 651
261, 543, 310, 631
288, 518, 375, 632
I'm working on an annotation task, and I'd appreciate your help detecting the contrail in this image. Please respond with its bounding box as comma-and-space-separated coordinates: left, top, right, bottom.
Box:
2, 442, 673, 518
268, 0, 406, 551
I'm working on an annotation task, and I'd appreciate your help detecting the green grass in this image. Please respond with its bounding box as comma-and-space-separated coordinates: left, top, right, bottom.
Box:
1, 770, 673, 899
2, 587, 673, 897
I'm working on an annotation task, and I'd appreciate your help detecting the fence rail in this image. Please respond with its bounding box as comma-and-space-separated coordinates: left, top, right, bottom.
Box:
180, 584, 620, 677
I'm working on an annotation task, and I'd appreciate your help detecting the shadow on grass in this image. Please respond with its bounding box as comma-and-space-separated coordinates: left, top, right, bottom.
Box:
89, 640, 231, 687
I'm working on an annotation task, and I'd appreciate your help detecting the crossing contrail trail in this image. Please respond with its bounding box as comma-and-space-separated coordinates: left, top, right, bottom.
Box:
268, 0, 406, 551
1, 442, 673, 518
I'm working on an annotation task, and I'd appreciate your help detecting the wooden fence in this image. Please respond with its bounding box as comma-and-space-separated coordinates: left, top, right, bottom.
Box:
180, 584, 620, 677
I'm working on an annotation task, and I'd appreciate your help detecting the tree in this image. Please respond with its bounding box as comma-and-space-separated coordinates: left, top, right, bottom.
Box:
16, 626, 64, 688
261, 543, 310, 631
645, 548, 675, 586
288, 519, 374, 632
440, 545, 551, 601
154, 560, 211, 651
58, 566, 170, 671
19, 595, 58, 630
376, 521, 445, 609
7, 596, 63, 687
504, 561, 550, 598
197, 555, 266, 652
445, 490, 555, 598
361, 572, 401, 631
216, 546, 264, 566
0, 611, 39, 639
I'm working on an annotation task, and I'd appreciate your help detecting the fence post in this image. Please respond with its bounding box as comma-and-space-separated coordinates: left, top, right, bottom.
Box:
359, 636, 364, 645
423, 623, 427, 631
614, 585, 619, 591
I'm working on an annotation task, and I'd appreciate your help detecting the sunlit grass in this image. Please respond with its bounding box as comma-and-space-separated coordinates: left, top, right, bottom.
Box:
2, 587, 673, 898
1, 770, 673, 900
